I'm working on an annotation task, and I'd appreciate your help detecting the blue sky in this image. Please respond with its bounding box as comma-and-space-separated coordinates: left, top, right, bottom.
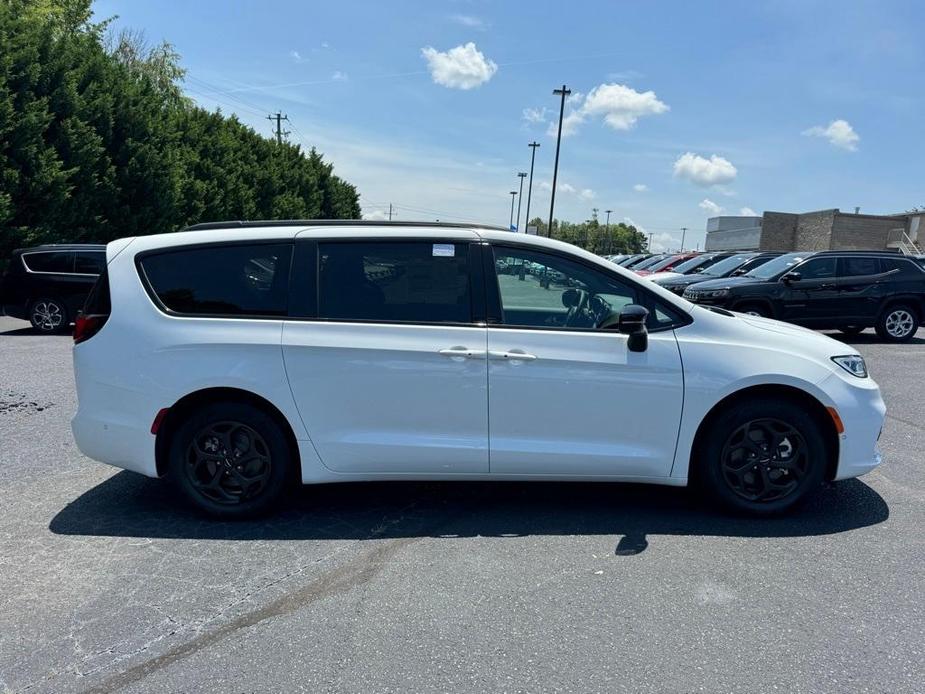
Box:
93, 0, 924, 250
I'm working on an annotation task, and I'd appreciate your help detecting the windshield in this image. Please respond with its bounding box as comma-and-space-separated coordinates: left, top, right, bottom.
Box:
745, 252, 811, 279
699, 253, 755, 277
645, 255, 686, 272
669, 254, 713, 274
631, 254, 667, 270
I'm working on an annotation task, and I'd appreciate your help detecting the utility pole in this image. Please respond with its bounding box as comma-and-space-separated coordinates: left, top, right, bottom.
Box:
605, 209, 612, 254
515, 173, 527, 232
509, 191, 518, 230
524, 142, 540, 233
388, 203, 393, 221
548, 84, 571, 238
680, 226, 688, 252
648, 232, 653, 250
266, 112, 290, 144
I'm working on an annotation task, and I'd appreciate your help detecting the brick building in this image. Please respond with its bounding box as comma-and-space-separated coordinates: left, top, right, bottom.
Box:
705, 208, 923, 253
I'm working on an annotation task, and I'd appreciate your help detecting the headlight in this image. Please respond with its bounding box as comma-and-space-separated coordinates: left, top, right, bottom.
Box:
832, 355, 868, 378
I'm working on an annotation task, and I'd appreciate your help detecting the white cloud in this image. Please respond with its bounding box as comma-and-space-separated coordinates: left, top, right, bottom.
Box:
289, 50, 306, 63
546, 82, 668, 138
364, 209, 390, 221
331, 71, 348, 81
740, 206, 758, 216
633, 183, 648, 193
421, 42, 497, 90
522, 106, 547, 124
626, 217, 678, 253
673, 152, 738, 186
449, 14, 488, 30
558, 183, 576, 194
803, 119, 859, 151
538, 181, 593, 199
699, 198, 724, 216
320, 41, 330, 49
579, 188, 596, 200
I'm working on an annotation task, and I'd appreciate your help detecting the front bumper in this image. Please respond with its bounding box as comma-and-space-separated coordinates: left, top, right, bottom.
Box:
818, 371, 886, 481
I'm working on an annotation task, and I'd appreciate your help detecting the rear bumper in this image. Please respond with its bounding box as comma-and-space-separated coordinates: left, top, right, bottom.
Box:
71, 407, 159, 477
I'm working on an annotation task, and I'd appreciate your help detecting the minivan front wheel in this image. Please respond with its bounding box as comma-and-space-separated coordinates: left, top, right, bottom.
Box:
875, 304, 919, 343
698, 400, 826, 515
29, 298, 67, 333
168, 402, 292, 518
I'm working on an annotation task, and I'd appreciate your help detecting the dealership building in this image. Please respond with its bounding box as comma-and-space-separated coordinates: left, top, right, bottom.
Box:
704, 209, 923, 254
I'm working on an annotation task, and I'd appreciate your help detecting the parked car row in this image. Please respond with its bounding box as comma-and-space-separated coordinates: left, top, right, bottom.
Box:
604, 248, 925, 342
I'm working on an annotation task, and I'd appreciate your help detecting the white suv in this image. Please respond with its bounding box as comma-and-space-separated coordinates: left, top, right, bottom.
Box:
71, 221, 885, 518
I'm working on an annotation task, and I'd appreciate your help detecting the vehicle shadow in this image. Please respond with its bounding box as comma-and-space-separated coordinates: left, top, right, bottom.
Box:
49, 472, 889, 554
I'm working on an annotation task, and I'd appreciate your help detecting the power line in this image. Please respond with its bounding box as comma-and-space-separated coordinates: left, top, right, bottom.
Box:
267, 112, 290, 145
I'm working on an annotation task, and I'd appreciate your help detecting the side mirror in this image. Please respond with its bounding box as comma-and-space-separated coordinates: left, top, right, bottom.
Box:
617, 304, 649, 352
782, 271, 801, 284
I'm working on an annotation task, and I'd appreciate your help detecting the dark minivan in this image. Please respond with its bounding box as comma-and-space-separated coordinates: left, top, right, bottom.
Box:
683, 250, 925, 342
1, 244, 106, 332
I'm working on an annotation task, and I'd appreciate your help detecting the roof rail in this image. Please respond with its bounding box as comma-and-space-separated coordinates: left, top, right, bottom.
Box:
182, 219, 510, 232
812, 249, 902, 255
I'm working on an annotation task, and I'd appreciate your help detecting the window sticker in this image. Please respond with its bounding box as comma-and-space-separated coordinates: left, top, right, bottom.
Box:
432, 244, 455, 257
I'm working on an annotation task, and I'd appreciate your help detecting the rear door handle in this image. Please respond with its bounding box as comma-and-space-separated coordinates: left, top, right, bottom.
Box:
438, 347, 486, 359
488, 350, 537, 361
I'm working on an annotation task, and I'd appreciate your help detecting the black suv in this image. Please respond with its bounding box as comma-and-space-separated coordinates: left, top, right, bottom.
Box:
683, 250, 925, 342
1, 245, 106, 332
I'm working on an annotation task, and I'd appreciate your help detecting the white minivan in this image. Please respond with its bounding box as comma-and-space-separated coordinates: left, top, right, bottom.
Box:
71, 221, 885, 518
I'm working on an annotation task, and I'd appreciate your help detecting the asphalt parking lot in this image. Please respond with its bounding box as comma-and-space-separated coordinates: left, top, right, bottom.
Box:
0, 314, 923, 694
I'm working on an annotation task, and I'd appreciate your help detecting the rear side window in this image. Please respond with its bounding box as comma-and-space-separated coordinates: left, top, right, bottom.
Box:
23, 251, 74, 273
75, 251, 105, 275
839, 257, 879, 277
83, 269, 111, 315
318, 242, 471, 323
140, 244, 293, 316
882, 257, 923, 275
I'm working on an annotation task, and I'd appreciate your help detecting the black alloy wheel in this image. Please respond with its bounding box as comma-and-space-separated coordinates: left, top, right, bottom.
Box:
719, 418, 808, 503
168, 401, 292, 518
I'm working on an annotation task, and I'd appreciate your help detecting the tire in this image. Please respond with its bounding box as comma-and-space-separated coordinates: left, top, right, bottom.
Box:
874, 304, 919, 343
168, 401, 294, 518
736, 303, 770, 318
29, 298, 68, 333
696, 399, 828, 515
838, 326, 864, 336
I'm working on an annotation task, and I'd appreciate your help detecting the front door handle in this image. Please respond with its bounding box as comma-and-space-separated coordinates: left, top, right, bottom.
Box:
438, 347, 486, 359
488, 350, 537, 361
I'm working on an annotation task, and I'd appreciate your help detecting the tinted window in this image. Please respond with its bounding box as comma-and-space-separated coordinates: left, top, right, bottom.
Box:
141, 244, 292, 316
83, 269, 111, 315
23, 251, 74, 273
745, 252, 811, 279
318, 242, 471, 323
839, 257, 879, 277
795, 258, 836, 279
75, 251, 105, 274
882, 257, 923, 275
491, 246, 686, 330
700, 253, 755, 277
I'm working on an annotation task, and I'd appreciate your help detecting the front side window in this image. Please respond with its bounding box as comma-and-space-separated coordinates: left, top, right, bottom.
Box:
794, 257, 836, 280
140, 243, 292, 316
493, 247, 639, 329
23, 251, 74, 273
318, 242, 471, 323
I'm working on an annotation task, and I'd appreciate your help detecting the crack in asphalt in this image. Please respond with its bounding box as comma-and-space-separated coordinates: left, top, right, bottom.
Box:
82, 534, 421, 694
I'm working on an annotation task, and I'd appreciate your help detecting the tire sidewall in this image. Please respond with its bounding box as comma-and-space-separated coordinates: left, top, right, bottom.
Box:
29, 298, 68, 333
168, 402, 292, 518
697, 399, 827, 515
876, 303, 919, 343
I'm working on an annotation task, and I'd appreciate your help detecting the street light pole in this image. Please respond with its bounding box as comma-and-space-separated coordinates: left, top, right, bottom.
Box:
524, 142, 540, 233
509, 191, 518, 230
680, 226, 688, 252
515, 172, 527, 232
605, 209, 612, 254
548, 84, 571, 238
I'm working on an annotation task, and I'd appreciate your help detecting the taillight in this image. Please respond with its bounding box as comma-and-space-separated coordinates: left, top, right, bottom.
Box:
73, 313, 108, 344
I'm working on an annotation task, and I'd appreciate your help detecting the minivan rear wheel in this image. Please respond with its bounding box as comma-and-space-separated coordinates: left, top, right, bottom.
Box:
875, 304, 919, 343
168, 401, 292, 518
697, 400, 827, 515
29, 298, 67, 333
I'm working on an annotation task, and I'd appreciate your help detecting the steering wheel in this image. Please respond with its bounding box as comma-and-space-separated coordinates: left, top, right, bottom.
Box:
564, 289, 590, 327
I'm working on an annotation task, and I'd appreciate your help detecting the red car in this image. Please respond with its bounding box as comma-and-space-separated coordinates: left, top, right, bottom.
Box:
635, 252, 699, 276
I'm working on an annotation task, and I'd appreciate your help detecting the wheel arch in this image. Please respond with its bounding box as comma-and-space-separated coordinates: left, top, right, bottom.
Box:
878, 295, 924, 322
688, 383, 840, 484
154, 387, 302, 478
730, 297, 775, 317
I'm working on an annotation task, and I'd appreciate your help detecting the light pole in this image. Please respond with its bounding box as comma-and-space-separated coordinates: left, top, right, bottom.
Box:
680, 226, 688, 252
548, 84, 571, 238
509, 191, 518, 230
524, 142, 540, 233
515, 172, 527, 232
605, 209, 612, 253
